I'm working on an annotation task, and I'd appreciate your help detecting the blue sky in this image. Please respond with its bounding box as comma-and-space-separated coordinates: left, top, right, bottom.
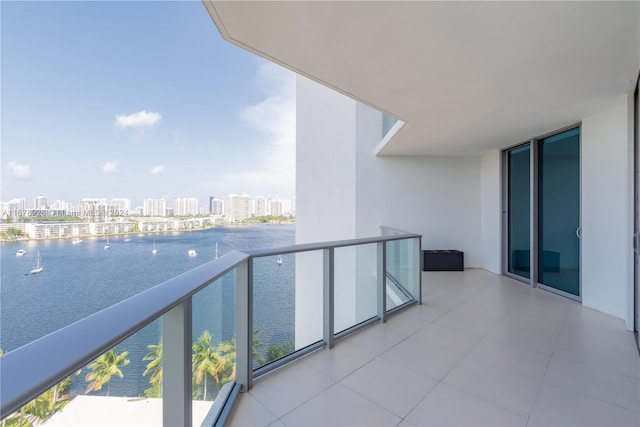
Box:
1, 0, 296, 208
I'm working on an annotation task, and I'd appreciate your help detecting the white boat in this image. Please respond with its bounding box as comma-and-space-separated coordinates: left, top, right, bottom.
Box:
277, 255, 283, 265
71, 238, 83, 245
30, 251, 43, 274
152, 239, 157, 255
188, 249, 197, 257
104, 236, 111, 250
16, 249, 26, 256
124, 238, 131, 242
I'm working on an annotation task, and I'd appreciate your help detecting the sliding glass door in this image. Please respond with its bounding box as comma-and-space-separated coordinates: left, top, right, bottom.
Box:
538, 128, 580, 297
505, 126, 581, 299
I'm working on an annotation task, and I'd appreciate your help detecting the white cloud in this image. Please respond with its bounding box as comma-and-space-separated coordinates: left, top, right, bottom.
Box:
149, 164, 165, 175
115, 110, 162, 129
102, 161, 118, 173
218, 61, 296, 197
7, 161, 31, 179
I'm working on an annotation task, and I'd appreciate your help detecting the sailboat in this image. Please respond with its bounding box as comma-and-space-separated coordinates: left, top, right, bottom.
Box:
152, 239, 157, 255
104, 236, 111, 250
275, 240, 283, 265
30, 251, 43, 274
215, 242, 219, 259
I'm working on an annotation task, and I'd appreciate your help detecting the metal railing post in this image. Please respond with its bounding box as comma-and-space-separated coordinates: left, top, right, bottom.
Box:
235, 260, 251, 391
162, 299, 192, 427
417, 237, 423, 304
377, 241, 387, 322
323, 248, 335, 349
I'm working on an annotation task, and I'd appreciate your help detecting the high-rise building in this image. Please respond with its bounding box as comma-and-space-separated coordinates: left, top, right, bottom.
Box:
79, 198, 108, 222
174, 198, 199, 216
209, 196, 224, 215
33, 195, 48, 210
111, 198, 131, 214
269, 198, 283, 217
7, 198, 26, 215
254, 196, 267, 217
224, 194, 252, 222
143, 199, 166, 217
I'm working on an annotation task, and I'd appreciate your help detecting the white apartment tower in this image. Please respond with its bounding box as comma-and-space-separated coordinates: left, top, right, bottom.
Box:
79, 198, 107, 222
254, 196, 267, 217
111, 198, 131, 214
209, 197, 224, 215
33, 195, 47, 209
174, 198, 199, 216
143, 199, 167, 217
224, 194, 252, 222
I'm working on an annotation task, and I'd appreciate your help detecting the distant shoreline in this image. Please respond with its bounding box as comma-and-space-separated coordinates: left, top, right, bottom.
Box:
0, 220, 294, 243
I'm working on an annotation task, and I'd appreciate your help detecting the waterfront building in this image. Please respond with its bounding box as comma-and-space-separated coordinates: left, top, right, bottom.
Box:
50, 200, 73, 214
224, 194, 252, 222
268, 198, 283, 217
254, 196, 267, 217
79, 198, 108, 222
143, 199, 166, 217
111, 198, 131, 214
33, 195, 47, 210
173, 197, 199, 216
208, 196, 224, 215
5, 198, 26, 217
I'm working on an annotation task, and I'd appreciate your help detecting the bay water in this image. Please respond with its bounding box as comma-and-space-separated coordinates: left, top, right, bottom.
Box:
0, 224, 295, 397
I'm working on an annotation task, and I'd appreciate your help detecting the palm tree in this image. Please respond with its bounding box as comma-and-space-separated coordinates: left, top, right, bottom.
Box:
266, 340, 295, 363
192, 330, 228, 400
142, 341, 162, 397
85, 348, 130, 396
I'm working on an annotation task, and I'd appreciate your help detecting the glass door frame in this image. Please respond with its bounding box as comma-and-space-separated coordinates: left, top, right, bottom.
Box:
502, 141, 534, 284
502, 123, 582, 301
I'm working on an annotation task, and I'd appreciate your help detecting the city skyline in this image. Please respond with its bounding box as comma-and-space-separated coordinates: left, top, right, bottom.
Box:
1, 192, 294, 215
1, 2, 296, 205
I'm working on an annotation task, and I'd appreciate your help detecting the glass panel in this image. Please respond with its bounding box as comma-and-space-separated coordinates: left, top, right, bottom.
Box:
507, 144, 531, 278
386, 238, 419, 310
539, 127, 580, 296
2, 321, 164, 426
334, 243, 378, 334
293, 250, 324, 350
192, 271, 235, 418
252, 253, 296, 370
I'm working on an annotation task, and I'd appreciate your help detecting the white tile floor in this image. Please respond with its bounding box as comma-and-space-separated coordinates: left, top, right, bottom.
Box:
227, 269, 640, 426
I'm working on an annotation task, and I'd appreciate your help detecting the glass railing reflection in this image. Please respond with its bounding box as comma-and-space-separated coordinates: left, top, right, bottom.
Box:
191, 270, 235, 418
386, 237, 420, 310
334, 243, 378, 334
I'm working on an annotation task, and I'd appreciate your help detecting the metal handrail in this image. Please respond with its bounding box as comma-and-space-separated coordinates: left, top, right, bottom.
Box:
0, 231, 421, 419
0, 251, 248, 417
244, 232, 421, 257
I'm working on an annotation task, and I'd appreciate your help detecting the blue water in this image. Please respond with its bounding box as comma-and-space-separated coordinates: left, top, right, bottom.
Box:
0, 224, 295, 397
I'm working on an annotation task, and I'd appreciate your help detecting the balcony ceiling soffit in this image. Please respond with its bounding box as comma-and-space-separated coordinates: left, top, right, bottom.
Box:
205, 1, 640, 156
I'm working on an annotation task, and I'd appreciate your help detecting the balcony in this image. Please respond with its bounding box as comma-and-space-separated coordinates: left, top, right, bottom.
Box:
228, 270, 640, 426
2, 232, 638, 426
0, 232, 422, 426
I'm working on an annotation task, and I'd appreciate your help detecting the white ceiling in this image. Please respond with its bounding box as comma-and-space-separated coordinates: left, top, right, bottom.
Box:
204, 1, 639, 156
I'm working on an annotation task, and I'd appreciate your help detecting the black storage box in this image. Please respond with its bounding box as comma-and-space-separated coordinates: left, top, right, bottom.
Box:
422, 250, 464, 271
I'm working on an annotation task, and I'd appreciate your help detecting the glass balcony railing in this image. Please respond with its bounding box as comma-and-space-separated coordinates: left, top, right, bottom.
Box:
0, 231, 421, 426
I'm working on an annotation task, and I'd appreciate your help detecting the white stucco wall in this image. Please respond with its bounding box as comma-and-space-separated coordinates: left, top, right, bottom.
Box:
298, 77, 483, 267
295, 76, 357, 244
480, 150, 502, 274
581, 98, 633, 326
